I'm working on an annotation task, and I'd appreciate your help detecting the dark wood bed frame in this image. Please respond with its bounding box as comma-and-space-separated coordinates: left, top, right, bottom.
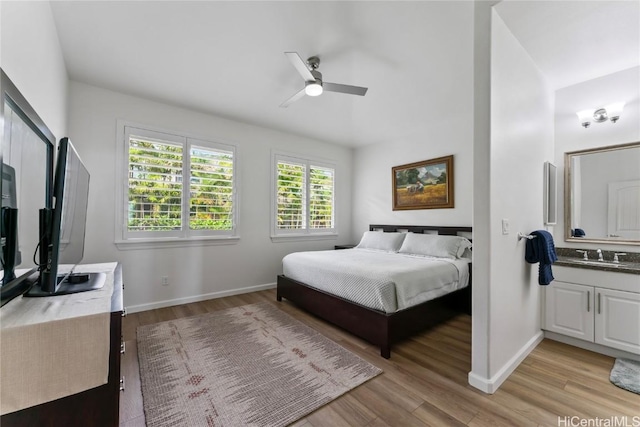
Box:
277, 224, 472, 358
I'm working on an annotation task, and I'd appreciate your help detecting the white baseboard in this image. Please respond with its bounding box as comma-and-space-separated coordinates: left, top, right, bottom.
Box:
468, 330, 544, 394
125, 282, 277, 314
544, 331, 640, 362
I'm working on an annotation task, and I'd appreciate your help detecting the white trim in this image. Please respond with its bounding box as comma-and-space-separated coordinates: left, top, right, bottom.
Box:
115, 119, 128, 244
270, 233, 338, 243
124, 282, 276, 313
468, 331, 544, 394
544, 331, 640, 362
271, 149, 337, 168
116, 119, 242, 146
115, 120, 239, 244
115, 235, 240, 250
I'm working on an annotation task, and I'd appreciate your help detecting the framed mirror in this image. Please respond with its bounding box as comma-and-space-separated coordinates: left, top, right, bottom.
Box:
1, 69, 55, 300
565, 141, 640, 245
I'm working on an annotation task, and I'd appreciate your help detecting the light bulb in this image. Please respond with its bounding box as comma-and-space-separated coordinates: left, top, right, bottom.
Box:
576, 110, 594, 128
305, 82, 323, 97
605, 102, 625, 123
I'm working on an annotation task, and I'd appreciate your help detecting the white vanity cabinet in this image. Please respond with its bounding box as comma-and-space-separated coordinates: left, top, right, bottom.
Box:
543, 266, 640, 356
545, 281, 594, 341
595, 288, 640, 354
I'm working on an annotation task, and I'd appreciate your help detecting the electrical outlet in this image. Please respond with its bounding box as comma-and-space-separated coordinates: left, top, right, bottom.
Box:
161, 276, 169, 286
501, 219, 510, 235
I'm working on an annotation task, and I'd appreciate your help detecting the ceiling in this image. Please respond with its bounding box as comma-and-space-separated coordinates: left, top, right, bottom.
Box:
50, 1, 639, 148
495, 1, 639, 91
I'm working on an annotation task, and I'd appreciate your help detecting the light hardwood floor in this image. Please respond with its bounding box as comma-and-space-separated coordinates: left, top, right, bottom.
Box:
119, 289, 639, 426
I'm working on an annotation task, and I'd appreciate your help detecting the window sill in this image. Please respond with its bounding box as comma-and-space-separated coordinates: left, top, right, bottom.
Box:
270, 233, 338, 243
115, 235, 240, 250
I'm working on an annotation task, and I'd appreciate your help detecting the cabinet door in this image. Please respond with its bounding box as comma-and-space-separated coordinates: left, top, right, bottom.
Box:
595, 288, 640, 355
544, 281, 594, 341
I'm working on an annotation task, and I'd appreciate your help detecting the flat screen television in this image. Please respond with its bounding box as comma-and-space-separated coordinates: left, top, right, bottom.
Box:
25, 137, 105, 296
0, 69, 54, 306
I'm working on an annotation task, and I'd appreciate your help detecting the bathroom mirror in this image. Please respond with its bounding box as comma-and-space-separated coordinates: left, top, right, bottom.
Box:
565, 141, 640, 245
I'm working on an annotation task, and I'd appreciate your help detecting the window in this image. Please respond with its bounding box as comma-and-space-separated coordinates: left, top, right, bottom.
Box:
117, 124, 237, 245
273, 152, 335, 238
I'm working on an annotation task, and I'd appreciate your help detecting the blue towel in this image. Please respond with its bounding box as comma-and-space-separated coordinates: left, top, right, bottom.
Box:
525, 230, 557, 285
574, 228, 586, 237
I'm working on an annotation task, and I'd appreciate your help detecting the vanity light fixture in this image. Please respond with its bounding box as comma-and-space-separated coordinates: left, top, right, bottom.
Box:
576, 103, 625, 128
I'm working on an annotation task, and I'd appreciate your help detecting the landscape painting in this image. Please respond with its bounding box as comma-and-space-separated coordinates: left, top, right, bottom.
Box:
392, 155, 454, 210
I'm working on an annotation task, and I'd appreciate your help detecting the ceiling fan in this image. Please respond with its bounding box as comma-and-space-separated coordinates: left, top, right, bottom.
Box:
280, 52, 368, 108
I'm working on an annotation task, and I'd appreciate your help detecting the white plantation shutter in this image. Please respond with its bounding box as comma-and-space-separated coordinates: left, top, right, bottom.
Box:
121, 125, 237, 241
273, 153, 335, 236
276, 160, 306, 230
309, 166, 334, 229
128, 136, 183, 233
189, 145, 234, 231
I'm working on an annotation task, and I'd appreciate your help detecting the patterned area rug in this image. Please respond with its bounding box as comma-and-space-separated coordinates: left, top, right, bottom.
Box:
610, 358, 640, 394
137, 302, 382, 426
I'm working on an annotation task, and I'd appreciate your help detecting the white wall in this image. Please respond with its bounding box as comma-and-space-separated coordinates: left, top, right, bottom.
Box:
68, 82, 353, 311
351, 2, 474, 241
470, 0, 496, 391
469, 9, 554, 393
554, 66, 640, 251
0, 1, 68, 139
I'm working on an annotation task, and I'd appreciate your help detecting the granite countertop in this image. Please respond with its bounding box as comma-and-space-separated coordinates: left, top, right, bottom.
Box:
555, 248, 640, 275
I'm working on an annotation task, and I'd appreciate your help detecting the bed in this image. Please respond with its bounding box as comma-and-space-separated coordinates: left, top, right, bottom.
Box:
276, 225, 473, 358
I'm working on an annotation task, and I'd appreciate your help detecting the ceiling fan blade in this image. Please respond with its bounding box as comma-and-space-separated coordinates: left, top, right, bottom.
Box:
324, 82, 368, 96
279, 88, 306, 108
285, 52, 315, 81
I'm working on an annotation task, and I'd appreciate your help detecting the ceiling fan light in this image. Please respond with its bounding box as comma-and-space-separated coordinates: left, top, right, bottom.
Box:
305, 82, 323, 97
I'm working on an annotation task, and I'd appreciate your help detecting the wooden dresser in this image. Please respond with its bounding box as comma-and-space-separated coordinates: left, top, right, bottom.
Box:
1, 263, 124, 427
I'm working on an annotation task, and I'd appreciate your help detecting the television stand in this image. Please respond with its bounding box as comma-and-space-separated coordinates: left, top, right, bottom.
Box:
24, 272, 106, 297
1, 263, 123, 426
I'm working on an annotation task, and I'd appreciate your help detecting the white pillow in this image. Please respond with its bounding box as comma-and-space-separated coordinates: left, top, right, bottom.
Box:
398, 233, 472, 259
356, 231, 407, 252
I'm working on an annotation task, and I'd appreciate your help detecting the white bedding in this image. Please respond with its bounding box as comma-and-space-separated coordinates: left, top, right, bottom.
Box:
282, 248, 470, 313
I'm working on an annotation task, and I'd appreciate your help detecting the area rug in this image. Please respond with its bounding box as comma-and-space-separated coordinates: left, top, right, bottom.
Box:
610, 358, 640, 394
136, 302, 382, 426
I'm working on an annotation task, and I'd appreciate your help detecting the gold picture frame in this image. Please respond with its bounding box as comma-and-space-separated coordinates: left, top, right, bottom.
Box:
392, 155, 454, 210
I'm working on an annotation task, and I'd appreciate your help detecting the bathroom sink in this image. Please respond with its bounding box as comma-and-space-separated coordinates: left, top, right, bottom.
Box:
572, 260, 621, 267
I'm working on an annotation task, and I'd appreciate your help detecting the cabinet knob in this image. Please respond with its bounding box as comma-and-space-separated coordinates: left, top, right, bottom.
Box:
120, 376, 125, 392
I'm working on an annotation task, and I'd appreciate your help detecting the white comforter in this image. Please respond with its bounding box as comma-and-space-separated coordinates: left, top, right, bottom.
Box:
282, 248, 470, 313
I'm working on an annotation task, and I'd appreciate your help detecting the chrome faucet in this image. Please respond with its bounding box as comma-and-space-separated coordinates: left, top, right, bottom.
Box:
596, 249, 603, 262
613, 253, 627, 263
576, 250, 588, 260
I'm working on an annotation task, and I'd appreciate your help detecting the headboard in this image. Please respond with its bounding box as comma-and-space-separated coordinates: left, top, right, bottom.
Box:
369, 224, 472, 241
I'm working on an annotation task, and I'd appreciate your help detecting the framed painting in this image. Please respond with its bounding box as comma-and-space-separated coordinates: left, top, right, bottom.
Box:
392, 155, 454, 210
